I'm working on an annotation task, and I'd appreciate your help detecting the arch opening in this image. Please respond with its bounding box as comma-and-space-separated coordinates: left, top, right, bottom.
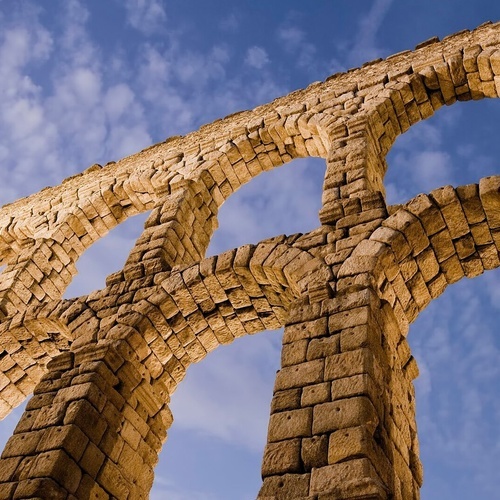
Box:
207, 156, 326, 257
385, 98, 500, 206
381, 92, 500, 498
150, 157, 327, 499
407, 269, 500, 499
152, 329, 282, 500
63, 211, 149, 298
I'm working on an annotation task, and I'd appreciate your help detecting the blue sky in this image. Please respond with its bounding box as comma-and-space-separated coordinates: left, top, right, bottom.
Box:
0, 1, 500, 499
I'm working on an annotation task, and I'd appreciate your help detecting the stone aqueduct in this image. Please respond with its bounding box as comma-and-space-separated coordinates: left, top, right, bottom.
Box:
0, 21, 499, 499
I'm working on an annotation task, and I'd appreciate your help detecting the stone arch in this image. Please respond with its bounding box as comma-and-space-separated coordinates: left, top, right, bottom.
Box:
340, 175, 500, 333
108, 242, 332, 395
127, 111, 336, 273
0, 242, 332, 498
1, 22, 500, 500
319, 23, 500, 225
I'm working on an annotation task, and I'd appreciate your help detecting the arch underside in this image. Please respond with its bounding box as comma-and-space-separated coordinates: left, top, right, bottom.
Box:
0, 21, 499, 500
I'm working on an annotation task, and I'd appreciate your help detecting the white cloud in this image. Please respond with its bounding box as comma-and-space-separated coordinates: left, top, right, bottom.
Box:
104, 83, 135, 121
134, 37, 284, 137
245, 46, 270, 69
0, 26, 51, 71
386, 113, 460, 204
58, 0, 95, 68
208, 158, 324, 256
0, 0, 160, 207
412, 150, 454, 190
277, 26, 318, 71
169, 332, 281, 452
347, 0, 394, 65
122, 0, 167, 34
278, 26, 304, 46
385, 149, 454, 204
219, 13, 239, 32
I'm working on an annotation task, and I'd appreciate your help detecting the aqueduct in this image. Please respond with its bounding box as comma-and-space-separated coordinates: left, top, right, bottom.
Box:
0, 21, 500, 499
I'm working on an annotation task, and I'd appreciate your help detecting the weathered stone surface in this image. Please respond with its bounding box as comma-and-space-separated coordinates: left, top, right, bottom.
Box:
313, 397, 379, 434
268, 408, 313, 441
274, 359, 324, 391
261, 438, 302, 475
259, 473, 310, 499
309, 458, 387, 497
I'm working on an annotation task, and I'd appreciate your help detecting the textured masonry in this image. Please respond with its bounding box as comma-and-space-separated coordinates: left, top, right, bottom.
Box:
0, 21, 500, 499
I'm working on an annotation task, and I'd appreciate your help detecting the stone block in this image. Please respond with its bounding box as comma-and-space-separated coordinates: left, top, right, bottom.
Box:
281, 339, 309, 366
440, 254, 465, 284
2, 431, 44, 458
0, 483, 16, 499
80, 441, 105, 479
283, 317, 328, 343
429, 228, 456, 262
63, 400, 108, 445
274, 359, 324, 391
479, 176, 500, 229
270, 388, 302, 412
268, 408, 312, 441
31, 449, 82, 494
0, 456, 22, 482
406, 272, 431, 310
324, 348, 379, 381
301, 434, 329, 470
32, 402, 67, 430
75, 474, 109, 500
306, 336, 340, 360
478, 48, 495, 81
36, 424, 89, 463
313, 397, 379, 434
96, 459, 130, 499
301, 382, 331, 407
328, 306, 370, 333
340, 323, 382, 351
12, 477, 68, 500
328, 425, 377, 464
405, 193, 445, 236
261, 438, 302, 476
415, 247, 440, 282
258, 473, 310, 499
309, 458, 387, 497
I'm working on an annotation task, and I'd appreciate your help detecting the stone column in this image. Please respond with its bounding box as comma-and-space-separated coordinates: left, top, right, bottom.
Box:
0, 330, 171, 499
122, 178, 218, 279
259, 275, 421, 499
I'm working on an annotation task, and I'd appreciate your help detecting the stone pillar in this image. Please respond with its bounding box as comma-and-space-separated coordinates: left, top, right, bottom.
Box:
0, 333, 172, 499
259, 283, 421, 499
122, 178, 218, 279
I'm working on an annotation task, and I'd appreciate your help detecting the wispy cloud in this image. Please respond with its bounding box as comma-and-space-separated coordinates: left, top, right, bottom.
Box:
219, 13, 239, 32
169, 332, 281, 452
151, 475, 219, 500
121, 0, 167, 34
410, 272, 500, 498
277, 25, 318, 72
347, 0, 394, 65
245, 46, 270, 69
0, 0, 155, 203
